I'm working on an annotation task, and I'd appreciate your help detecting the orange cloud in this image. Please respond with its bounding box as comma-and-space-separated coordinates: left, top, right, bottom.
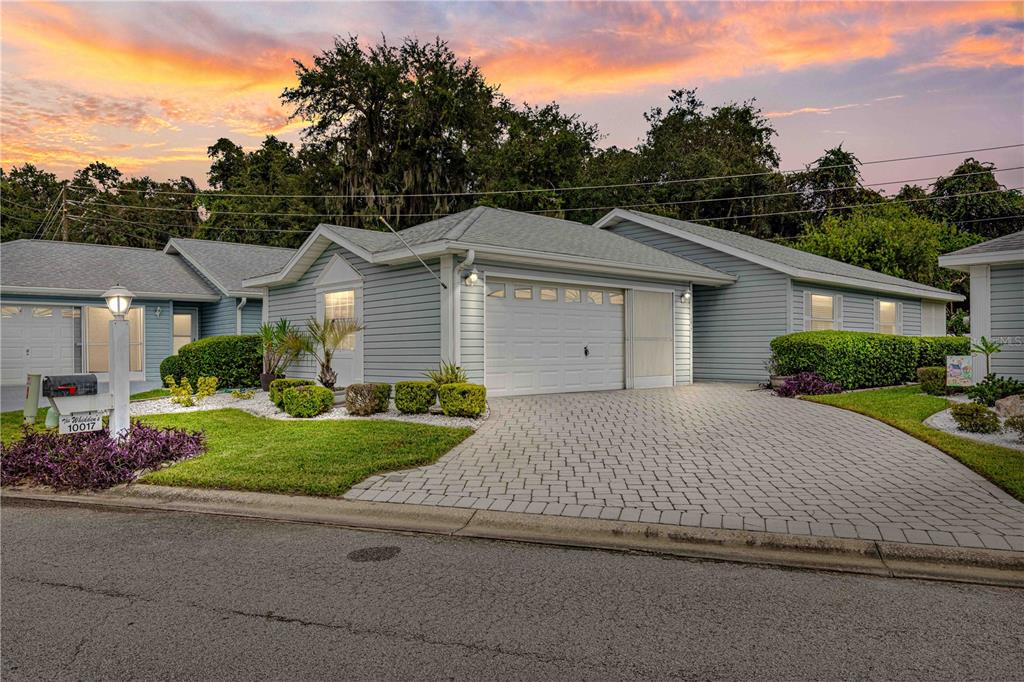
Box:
902, 28, 1024, 72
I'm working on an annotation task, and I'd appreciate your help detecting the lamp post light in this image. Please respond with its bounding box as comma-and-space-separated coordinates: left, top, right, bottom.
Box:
103, 285, 134, 438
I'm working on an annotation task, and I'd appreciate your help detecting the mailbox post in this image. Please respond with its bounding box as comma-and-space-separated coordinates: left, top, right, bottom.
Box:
103, 285, 134, 438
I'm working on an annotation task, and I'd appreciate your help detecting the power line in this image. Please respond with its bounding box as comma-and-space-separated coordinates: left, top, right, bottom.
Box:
768, 213, 1024, 241
63, 142, 1024, 201
64, 164, 1024, 218
32, 190, 63, 240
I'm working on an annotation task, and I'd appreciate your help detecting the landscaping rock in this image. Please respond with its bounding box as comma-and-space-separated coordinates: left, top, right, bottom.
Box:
994, 394, 1024, 418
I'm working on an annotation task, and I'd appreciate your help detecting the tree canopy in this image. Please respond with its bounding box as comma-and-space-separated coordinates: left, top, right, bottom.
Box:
1, 33, 1018, 300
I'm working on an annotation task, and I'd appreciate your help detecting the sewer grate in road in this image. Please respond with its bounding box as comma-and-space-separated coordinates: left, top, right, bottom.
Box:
347, 546, 401, 562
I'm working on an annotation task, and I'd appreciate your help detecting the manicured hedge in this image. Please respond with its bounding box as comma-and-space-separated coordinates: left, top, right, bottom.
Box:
395, 381, 437, 414
270, 378, 315, 408
282, 385, 334, 418
771, 331, 972, 390
160, 355, 183, 386
916, 367, 947, 396
438, 383, 486, 418
345, 383, 388, 416
915, 335, 969, 368
178, 335, 261, 387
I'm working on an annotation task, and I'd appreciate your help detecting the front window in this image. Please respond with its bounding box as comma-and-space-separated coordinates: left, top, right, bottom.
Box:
807, 293, 836, 331
877, 300, 899, 335
173, 312, 195, 353
86, 306, 143, 373
324, 290, 356, 350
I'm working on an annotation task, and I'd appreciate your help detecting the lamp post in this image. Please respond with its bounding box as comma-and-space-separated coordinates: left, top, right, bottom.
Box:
103, 285, 134, 438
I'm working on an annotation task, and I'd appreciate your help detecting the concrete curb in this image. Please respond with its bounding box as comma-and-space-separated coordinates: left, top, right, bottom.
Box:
4, 485, 1023, 588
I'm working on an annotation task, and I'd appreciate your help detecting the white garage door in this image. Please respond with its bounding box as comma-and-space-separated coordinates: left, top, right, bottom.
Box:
485, 281, 624, 397
1, 305, 78, 385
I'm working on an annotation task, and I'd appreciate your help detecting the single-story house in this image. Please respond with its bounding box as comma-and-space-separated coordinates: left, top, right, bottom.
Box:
0, 238, 294, 387
938, 231, 1023, 380
245, 206, 964, 396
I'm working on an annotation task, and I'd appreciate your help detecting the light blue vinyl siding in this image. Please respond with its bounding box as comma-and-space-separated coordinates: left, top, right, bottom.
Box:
240, 300, 263, 334
608, 221, 787, 382
789, 282, 923, 335
199, 298, 237, 337
990, 264, 1023, 379
459, 274, 485, 383
266, 244, 442, 383
1, 294, 173, 381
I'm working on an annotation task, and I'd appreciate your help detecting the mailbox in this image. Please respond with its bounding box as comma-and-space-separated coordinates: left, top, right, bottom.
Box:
42, 374, 98, 398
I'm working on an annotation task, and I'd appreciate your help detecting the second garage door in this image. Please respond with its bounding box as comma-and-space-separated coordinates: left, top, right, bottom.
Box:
1, 304, 78, 385
485, 281, 624, 397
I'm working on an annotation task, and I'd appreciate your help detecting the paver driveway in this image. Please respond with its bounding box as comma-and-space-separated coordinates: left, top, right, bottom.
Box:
347, 384, 1024, 549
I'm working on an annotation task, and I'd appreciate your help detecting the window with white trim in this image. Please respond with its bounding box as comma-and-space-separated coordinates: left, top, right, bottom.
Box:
86, 306, 144, 373
324, 290, 356, 350
806, 293, 837, 331
876, 300, 901, 335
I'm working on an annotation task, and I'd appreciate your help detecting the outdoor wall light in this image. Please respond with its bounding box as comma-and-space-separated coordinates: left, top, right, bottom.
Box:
103, 284, 135, 320
681, 288, 691, 302
463, 267, 480, 286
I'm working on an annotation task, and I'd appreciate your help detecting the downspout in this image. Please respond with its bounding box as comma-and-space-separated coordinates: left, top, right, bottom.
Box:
235, 297, 247, 335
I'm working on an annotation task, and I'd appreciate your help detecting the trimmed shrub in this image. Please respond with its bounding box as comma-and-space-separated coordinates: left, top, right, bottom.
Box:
916, 366, 947, 396
160, 355, 183, 386
967, 374, 1024, 407
345, 383, 386, 416
373, 383, 392, 409
282, 385, 334, 418
395, 381, 437, 414
0, 424, 205, 490
178, 335, 261, 387
770, 331, 918, 389
1005, 415, 1024, 444
438, 383, 486, 417
914, 335, 970, 369
950, 403, 1001, 434
270, 378, 315, 408
775, 372, 843, 398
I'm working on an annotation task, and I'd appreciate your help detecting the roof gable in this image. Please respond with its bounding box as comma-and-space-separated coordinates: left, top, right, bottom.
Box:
938, 231, 1024, 269
165, 238, 296, 297
596, 209, 964, 302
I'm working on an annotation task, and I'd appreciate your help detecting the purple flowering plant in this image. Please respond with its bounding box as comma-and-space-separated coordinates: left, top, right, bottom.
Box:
1, 423, 205, 490
775, 372, 843, 398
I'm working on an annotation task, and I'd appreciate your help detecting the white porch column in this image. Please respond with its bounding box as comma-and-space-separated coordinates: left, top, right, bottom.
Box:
108, 318, 131, 437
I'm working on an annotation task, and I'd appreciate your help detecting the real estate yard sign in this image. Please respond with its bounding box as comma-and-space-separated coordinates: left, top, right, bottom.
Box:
946, 355, 974, 387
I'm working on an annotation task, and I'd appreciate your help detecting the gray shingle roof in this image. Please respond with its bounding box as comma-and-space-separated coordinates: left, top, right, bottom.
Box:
167, 238, 296, 295
1, 240, 219, 300
321, 207, 733, 281
619, 210, 960, 299
942, 231, 1024, 258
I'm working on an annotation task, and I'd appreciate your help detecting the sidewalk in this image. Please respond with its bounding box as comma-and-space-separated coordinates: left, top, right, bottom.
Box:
4, 484, 1023, 587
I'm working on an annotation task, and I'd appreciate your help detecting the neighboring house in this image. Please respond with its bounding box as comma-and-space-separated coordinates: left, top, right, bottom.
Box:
247, 206, 963, 396
0, 239, 295, 387
938, 231, 1024, 380
595, 210, 963, 382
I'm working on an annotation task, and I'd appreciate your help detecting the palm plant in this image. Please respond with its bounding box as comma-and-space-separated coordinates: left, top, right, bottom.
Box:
259, 320, 307, 377
424, 361, 467, 390
304, 316, 364, 389
970, 336, 1002, 376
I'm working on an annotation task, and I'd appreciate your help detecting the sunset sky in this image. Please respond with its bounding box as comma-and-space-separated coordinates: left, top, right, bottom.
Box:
2, 1, 1022, 188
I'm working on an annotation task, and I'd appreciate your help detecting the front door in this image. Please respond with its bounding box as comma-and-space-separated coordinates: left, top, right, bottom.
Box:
173, 310, 197, 353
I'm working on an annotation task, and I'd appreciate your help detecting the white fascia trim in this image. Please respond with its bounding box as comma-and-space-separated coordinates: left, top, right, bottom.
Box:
596, 209, 964, 302
242, 225, 376, 288
938, 251, 1024, 269
0, 285, 220, 302
442, 243, 734, 285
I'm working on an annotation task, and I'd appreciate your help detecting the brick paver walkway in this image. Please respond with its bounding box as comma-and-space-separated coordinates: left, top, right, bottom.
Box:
347, 384, 1024, 549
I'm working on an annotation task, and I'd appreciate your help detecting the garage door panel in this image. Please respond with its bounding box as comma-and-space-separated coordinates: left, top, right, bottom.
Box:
2, 306, 77, 385
486, 281, 624, 397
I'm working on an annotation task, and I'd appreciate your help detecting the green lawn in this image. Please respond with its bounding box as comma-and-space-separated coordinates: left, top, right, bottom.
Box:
805, 386, 1024, 501
130, 388, 171, 401
137, 409, 473, 496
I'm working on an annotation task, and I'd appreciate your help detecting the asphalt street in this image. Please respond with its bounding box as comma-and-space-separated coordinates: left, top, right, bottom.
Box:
2, 499, 1022, 681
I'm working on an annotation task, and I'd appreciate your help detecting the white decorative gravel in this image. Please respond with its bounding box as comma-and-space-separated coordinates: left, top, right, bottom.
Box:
924, 407, 1024, 451
129, 391, 486, 430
